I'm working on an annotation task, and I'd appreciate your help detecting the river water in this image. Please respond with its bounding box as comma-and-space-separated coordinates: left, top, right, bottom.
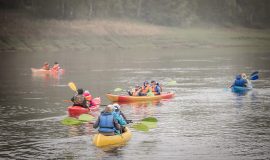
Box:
0, 48, 269, 160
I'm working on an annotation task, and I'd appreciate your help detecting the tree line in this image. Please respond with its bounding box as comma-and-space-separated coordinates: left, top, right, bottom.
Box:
1, 0, 270, 27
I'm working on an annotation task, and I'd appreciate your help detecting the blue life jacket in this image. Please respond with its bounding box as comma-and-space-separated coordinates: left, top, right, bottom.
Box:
98, 112, 115, 133
233, 75, 247, 87
113, 111, 127, 126
154, 85, 161, 94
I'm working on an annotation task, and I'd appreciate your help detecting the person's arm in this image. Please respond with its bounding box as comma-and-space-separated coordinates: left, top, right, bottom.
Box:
113, 118, 121, 131
120, 111, 128, 121
71, 96, 75, 102
93, 116, 100, 129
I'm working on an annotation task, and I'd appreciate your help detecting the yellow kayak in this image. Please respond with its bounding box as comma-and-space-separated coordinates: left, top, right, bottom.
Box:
92, 128, 132, 147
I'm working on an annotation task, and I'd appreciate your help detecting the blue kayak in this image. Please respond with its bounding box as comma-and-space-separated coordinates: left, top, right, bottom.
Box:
231, 85, 252, 93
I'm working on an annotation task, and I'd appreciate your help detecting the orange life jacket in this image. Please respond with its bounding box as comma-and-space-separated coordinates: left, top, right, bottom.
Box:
52, 64, 60, 71
141, 85, 151, 94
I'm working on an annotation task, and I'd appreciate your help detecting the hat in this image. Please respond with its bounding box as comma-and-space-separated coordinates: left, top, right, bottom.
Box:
113, 103, 120, 110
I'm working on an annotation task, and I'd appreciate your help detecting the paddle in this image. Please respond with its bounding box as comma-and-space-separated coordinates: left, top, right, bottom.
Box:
130, 117, 158, 132
68, 82, 77, 93
249, 71, 259, 80
61, 114, 95, 126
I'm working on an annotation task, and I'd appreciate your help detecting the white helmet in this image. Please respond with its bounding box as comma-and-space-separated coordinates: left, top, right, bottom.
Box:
113, 103, 120, 110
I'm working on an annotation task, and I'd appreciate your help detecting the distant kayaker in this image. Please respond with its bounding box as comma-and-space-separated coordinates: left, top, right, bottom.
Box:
230, 74, 248, 88
93, 105, 121, 136
151, 80, 161, 95
241, 73, 251, 86
42, 62, 50, 70
112, 103, 129, 133
51, 62, 61, 71
71, 88, 88, 108
140, 81, 152, 96
128, 85, 142, 96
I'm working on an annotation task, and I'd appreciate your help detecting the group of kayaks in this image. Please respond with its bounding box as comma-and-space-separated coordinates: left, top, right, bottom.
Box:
67, 92, 175, 147
31, 67, 257, 147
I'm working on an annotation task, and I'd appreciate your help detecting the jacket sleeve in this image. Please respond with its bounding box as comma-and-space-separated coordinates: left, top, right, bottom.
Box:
93, 116, 100, 129
120, 111, 128, 121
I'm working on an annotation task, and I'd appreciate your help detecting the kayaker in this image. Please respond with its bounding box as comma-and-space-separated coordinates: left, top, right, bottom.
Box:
42, 62, 50, 70
151, 80, 161, 95
93, 105, 121, 136
140, 81, 152, 96
71, 88, 88, 108
128, 85, 142, 96
241, 73, 251, 86
83, 90, 94, 107
112, 103, 129, 133
51, 62, 61, 71
230, 74, 248, 88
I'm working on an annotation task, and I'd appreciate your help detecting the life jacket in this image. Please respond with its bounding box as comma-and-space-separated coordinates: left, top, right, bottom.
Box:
73, 95, 85, 106
141, 85, 151, 94
234, 76, 247, 87
98, 112, 115, 133
51, 64, 60, 71
151, 85, 161, 95
132, 88, 141, 96
113, 111, 127, 126
157, 82, 163, 92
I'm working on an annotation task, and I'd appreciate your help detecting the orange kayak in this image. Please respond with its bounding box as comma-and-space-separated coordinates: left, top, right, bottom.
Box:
106, 92, 175, 102
31, 68, 64, 74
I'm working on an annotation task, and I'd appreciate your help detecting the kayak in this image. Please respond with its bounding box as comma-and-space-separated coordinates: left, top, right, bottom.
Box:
106, 92, 175, 102
93, 127, 132, 147
68, 97, 101, 117
31, 68, 64, 74
231, 85, 252, 93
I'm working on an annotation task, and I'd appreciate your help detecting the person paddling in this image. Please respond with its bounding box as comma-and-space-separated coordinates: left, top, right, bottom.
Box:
51, 62, 61, 71
71, 88, 88, 108
151, 80, 161, 95
229, 74, 248, 88
140, 81, 152, 96
93, 105, 121, 136
112, 103, 129, 133
42, 62, 50, 70
128, 85, 142, 96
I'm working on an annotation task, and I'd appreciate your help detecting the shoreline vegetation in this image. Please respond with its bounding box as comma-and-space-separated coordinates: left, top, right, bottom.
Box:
1, 12, 270, 53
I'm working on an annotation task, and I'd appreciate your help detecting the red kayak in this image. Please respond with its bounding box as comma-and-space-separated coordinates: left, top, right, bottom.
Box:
68, 97, 101, 117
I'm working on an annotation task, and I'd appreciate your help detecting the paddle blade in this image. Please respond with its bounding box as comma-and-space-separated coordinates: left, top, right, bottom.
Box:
141, 121, 157, 129
141, 117, 158, 122
61, 117, 83, 126
250, 71, 259, 77
78, 114, 95, 122
166, 81, 177, 86
132, 123, 149, 132
114, 88, 123, 92
68, 82, 77, 92
250, 75, 259, 80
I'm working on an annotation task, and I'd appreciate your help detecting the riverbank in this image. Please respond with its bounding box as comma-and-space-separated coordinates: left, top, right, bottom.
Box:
1, 13, 270, 53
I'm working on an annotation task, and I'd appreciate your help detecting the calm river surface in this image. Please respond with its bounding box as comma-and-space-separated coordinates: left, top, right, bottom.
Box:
0, 48, 270, 160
